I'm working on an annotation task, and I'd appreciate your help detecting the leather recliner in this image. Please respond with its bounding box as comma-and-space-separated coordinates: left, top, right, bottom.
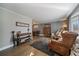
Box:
48, 32, 78, 56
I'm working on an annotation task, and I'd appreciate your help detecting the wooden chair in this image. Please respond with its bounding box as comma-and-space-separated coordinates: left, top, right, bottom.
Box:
48, 32, 78, 56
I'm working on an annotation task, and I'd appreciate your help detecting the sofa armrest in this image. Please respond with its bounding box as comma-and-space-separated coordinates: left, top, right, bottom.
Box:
51, 40, 70, 49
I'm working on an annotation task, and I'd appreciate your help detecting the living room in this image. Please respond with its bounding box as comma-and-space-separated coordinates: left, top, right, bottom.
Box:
0, 3, 79, 56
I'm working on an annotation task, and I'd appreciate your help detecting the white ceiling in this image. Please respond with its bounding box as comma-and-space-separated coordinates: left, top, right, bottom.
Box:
0, 3, 78, 23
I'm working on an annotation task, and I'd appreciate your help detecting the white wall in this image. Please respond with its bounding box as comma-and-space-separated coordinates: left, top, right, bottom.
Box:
70, 5, 79, 18
0, 7, 32, 50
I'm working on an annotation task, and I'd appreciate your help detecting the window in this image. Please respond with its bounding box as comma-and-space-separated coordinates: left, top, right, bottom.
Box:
69, 16, 79, 33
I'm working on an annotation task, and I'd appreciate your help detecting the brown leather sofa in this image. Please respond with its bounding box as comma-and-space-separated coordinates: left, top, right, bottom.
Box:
48, 32, 78, 56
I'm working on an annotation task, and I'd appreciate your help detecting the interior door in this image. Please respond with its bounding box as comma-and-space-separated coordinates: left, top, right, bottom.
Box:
43, 24, 51, 37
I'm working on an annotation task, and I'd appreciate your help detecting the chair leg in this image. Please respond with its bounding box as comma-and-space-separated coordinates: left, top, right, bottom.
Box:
69, 49, 71, 55
13, 40, 16, 47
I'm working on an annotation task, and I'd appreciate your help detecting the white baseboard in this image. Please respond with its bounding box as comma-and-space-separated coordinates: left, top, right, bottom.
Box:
0, 44, 13, 51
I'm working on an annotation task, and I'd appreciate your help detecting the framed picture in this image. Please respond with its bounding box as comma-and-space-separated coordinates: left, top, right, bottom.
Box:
16, 22, 29, 27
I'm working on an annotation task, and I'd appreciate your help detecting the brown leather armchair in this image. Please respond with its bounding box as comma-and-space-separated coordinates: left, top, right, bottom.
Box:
48, 32, 78, 56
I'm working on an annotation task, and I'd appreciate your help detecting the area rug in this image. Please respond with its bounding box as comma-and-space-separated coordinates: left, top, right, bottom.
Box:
31, 37, 55, 56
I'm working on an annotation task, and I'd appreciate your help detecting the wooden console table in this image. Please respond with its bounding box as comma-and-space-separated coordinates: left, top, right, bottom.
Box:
12, 31, 31, 47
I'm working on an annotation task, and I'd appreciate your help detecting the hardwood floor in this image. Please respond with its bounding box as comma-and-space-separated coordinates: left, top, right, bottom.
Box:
0, 37, 50, 56
0, 43, 48, 56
